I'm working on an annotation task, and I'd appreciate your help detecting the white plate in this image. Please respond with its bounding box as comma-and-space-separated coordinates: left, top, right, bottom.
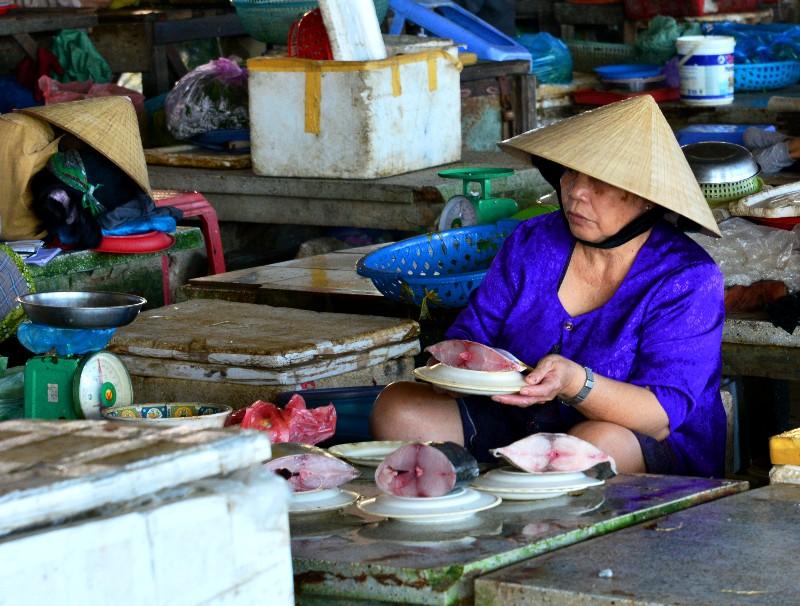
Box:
289, 488, 359, 515
413, 364, 527, 396
328, 441, 410, 467
471, 467, 604, 499
357, 487, 501, 523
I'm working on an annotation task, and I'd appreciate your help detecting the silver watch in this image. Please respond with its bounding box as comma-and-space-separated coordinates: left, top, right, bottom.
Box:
559, 366, 594, 407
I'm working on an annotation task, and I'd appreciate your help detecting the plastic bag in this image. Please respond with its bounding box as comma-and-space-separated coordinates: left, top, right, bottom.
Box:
703, 23, 800, 63
516, 33, 572, 84
38, 76, 145, 126
635, 16, 701, 66
164, 57, 249, 141
235, 394, 337, 445
688, 218, 800, 292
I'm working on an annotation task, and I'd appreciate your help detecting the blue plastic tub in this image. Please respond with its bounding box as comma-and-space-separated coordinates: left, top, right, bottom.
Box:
676, 123, 776, 146
275, 385, 385, 445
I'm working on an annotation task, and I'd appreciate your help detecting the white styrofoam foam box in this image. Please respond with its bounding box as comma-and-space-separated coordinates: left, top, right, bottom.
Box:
248, 49, 463, 179
0, 468, 292, 606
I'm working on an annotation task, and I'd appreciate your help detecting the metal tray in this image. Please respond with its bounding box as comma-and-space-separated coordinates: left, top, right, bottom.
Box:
17, 291, 146, 329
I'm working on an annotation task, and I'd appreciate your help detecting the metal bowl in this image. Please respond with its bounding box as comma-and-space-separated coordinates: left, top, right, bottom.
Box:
17, 291, 146, 329
681, 142, 759, 184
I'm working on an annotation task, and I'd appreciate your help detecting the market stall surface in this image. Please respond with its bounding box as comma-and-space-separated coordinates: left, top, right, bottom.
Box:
291, 473, 746, 605
475, 482, 797, 605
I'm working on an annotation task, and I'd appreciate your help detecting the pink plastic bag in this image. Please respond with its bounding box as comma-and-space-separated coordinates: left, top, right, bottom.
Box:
234, 394, 337, 445
38, 76, 146, 126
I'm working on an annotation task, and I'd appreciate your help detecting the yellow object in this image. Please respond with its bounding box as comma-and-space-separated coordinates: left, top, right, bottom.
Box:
498, 95, 722, 237
0, 114, 59, 241
18, 96, 151, 195
769, 427, 800, 466
459, 52, 478, 66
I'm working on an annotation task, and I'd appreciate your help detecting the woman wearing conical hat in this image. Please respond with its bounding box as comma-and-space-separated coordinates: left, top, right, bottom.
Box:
371, 96, 727, 478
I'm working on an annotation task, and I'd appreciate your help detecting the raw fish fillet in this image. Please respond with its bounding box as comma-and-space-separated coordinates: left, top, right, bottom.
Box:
375, 442, 479, 497
426, 340, 527, 372
265, 443, 359, 492
491, 433, 617, 479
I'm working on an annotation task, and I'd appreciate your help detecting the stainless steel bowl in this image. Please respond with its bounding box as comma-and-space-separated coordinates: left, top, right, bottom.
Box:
17, 291, 146, 329
681, 142, 759, 184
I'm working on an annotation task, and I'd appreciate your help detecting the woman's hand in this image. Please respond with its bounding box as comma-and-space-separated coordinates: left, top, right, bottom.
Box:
492, 354, 585, 407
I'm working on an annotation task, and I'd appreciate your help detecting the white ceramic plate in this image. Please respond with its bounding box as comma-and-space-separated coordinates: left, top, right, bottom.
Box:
289, 488, 359, 515
471, 467, 604, 500
413, 364, 527, 396
357, 487, 501, 523
328, 441, 410, 467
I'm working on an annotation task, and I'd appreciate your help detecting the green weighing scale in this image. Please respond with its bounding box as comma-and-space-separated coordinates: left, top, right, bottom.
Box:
437, 167, 519, 230
17, 291, 145, 420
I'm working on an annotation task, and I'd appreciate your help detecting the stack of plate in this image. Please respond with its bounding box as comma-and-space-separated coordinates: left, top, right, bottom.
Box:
472, 467, 604, 500
412, 363, 527, 397
289, 487, 360, 515
357, 486, 500, 523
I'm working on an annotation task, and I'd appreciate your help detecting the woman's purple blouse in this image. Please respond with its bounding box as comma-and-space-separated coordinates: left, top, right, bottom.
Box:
446, 212, 726, 477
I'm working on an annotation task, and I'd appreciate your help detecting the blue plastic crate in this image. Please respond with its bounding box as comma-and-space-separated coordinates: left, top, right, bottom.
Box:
356, 223, 513, 309
275, 385, 384, 445
734, 61, 800, 91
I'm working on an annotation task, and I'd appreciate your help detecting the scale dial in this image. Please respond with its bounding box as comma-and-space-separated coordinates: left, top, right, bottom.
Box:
73, 351, 133, 419
438, 195, 478, 231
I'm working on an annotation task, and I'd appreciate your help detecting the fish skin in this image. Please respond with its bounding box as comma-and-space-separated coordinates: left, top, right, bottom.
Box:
265, 442, 359, 491
425, 340, 527, 372
491, 433, 618, 479
375, 441, 479, 498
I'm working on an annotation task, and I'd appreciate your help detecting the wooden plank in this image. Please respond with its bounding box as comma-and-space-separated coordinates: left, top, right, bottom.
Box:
0, 10, 98, 36
553, 1, 624, 25
152, 12, 246, 44
108, 299, 420, 366
145, 145, 252, 170
722, 342, 800, 381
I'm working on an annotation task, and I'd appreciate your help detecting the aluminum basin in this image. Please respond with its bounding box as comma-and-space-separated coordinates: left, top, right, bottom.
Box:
17, 291, 146, 329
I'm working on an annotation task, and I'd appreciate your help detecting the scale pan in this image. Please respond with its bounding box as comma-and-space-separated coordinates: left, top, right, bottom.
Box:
17, 291, 146, 328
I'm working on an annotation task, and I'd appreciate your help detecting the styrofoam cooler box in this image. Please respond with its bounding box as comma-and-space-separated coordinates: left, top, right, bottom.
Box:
247, 49, 463, 179
0, 420, 293, 606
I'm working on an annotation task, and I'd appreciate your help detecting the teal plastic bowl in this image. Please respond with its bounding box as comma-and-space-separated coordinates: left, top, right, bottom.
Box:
232, 0, 390, 46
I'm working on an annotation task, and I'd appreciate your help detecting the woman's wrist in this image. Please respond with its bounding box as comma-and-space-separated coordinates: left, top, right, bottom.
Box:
560, 363, 588, 400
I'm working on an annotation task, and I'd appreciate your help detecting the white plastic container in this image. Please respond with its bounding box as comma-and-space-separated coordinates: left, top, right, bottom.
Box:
676, 35, 736, 106
248, 49, 463, 179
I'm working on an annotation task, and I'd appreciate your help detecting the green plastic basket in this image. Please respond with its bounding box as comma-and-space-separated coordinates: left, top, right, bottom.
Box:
566, 40, 637, 73
232, 0, 390, 46
700, 175, 762, 207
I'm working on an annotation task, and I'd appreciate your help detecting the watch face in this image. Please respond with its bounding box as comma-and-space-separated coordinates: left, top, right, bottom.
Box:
74, 352, 133, 419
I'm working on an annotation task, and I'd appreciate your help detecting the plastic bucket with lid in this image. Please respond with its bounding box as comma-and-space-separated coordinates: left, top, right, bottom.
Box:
676, 36, 736, 106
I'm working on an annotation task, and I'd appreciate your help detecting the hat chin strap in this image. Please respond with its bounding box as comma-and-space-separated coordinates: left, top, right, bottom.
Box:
561, 205, 665, 249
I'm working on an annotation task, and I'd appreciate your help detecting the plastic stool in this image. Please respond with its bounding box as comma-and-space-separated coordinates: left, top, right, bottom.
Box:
153, 190, 226, 305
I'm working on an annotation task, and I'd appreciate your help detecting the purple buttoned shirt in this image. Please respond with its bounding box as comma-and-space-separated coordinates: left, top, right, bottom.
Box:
446, 212, 726, 477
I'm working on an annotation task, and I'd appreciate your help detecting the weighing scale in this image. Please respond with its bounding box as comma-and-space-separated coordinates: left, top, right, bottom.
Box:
17, 291, 145, 420
437, 168, 519, 231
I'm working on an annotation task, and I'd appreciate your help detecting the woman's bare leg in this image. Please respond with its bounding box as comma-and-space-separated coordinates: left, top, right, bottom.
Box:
369, 381, 464, 444
569, 420, 645, 473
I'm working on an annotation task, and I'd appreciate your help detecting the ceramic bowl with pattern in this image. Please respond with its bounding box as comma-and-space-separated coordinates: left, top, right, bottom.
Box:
102, 403, 232, 429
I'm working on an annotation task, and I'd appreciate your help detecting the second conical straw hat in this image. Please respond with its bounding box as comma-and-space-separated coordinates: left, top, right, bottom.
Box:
18, 96, 151, 196
499, 95, 720, 236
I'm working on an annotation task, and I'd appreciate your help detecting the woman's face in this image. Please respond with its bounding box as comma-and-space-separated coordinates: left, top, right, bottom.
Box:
560, 170, 651, 243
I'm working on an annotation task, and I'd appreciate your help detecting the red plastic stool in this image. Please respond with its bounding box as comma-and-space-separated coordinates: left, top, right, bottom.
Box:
153, 189, 226, 304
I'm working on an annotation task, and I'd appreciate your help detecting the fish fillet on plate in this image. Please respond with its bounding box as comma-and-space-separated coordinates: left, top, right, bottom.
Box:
425, 339, 527, 372
375, 442, 479, 498
491, 433, 617, 479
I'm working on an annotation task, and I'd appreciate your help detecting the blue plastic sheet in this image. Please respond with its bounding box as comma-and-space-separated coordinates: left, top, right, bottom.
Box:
704, 22, 800, 63
516, 33, 573, 83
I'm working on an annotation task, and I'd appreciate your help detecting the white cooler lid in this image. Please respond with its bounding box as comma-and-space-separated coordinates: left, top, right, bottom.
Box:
0, 420, 271, 537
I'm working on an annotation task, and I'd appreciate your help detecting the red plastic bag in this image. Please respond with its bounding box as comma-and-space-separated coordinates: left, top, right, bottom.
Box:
37, 76, 146, 127
236, 394, 336, 445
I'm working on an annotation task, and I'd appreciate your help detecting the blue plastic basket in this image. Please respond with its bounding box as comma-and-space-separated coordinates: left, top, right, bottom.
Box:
232, 0, 390, 45
734, 61, 800, 91
356, 224, 513, 309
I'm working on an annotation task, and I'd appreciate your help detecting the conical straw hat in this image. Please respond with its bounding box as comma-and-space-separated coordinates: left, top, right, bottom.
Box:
17, 96, 151, 196
499, 95, 720, 237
